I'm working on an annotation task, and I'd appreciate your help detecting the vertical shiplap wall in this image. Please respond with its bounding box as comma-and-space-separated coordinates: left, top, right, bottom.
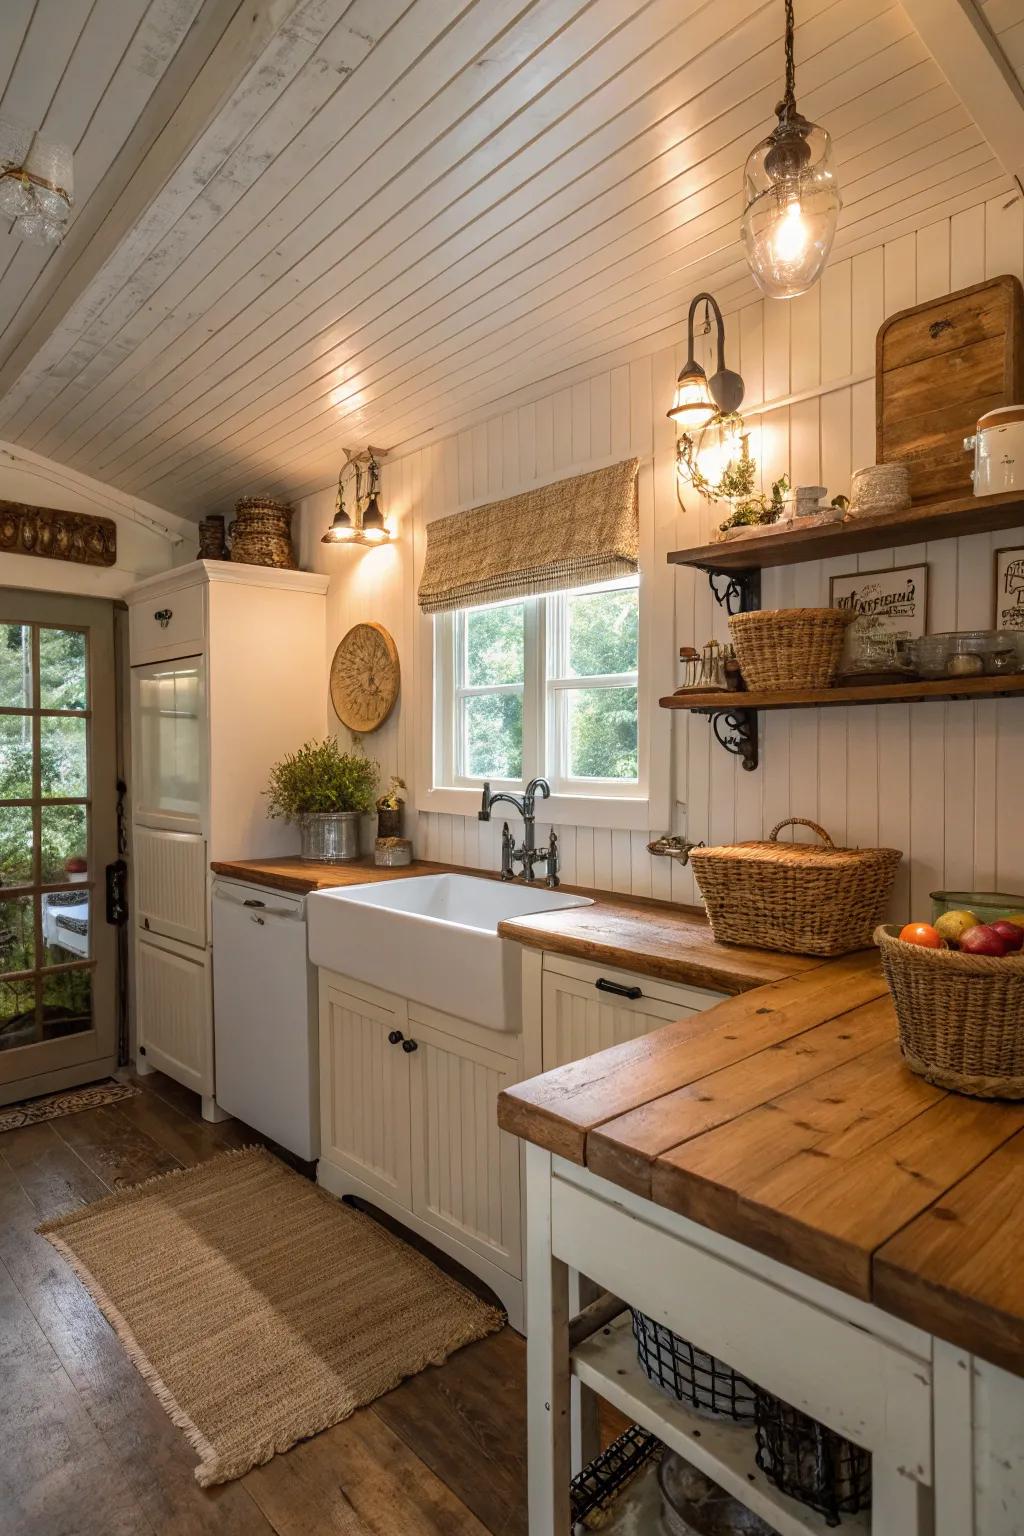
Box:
297, 191, 1024, 919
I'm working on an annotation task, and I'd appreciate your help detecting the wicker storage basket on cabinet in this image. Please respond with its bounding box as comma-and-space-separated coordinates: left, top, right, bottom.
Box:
689, 819, 902, 957
229, 496, 297, 569
876, 924, 1024, 1098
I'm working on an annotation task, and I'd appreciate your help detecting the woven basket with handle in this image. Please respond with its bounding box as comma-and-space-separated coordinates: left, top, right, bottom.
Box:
689, 819, 902, 957
876, 924, 1024, 1098
728, 607, 856, 691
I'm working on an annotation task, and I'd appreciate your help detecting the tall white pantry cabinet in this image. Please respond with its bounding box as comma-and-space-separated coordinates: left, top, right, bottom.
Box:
126, 560, 328, 1118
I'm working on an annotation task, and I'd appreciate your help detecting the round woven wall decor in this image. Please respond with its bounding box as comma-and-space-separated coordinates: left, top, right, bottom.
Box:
330, 622, 400, 732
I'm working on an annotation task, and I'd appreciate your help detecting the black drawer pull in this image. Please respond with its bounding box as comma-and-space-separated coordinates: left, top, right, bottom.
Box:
388, 1030, 404, 1045
402, 1038, 419, 1053
243, 898, 265, 908
154, 608, 173, 628
596, 977, 643, 1001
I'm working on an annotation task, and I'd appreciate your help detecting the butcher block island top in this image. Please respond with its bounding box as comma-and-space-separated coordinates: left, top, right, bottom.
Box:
498, 948, 1024, 1376
210, 856, 806, 994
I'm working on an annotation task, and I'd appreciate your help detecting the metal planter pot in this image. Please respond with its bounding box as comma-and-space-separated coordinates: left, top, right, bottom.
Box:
299, 811, 362, 862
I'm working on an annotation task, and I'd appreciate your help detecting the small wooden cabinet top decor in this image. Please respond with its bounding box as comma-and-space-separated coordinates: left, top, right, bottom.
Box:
876, 274, 1024, 505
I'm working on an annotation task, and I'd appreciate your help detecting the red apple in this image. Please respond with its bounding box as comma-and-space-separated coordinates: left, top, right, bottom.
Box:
960, 924, 1008, 957
990, 920, 1024, 953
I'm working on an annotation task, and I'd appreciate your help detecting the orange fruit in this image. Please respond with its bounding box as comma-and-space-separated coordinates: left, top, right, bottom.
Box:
899, 922, 944, 949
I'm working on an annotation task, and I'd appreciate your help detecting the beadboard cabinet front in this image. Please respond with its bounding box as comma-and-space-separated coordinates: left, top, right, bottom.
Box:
135, 932, 212, 1097
319, 977, 411, 1208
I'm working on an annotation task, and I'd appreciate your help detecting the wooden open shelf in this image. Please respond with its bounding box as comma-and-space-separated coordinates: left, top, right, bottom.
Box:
660, 674, 1024, 712
667, 488, 1024, 576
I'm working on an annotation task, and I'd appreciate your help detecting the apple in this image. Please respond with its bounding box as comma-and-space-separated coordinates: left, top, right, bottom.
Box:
990, 920, 1024, 953
1000, 913, 1024, 932
935, 909, 979, 946
899, 922, 944, 949
960, 924, 1008, 957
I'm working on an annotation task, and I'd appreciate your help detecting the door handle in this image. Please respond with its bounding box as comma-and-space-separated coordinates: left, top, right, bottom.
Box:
154, 608, 173, 628
595, 977, 643, 1001
388, 1030, 404, 1045
242, 898, 265, 908
401, 1038, 419, 1053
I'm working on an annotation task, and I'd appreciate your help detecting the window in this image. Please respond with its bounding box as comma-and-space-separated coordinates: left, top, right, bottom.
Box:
435, 577, 640, 797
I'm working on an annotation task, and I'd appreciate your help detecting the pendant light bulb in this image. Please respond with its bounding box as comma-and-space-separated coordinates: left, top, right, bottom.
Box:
741, 1, 841, 299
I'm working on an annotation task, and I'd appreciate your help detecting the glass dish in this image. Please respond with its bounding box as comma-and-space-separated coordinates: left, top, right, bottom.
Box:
931, 890, 1024, 923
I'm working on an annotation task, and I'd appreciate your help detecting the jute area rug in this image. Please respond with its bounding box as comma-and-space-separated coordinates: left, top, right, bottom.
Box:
39, 1146, 503, 1486
0, 1077, 139, 1134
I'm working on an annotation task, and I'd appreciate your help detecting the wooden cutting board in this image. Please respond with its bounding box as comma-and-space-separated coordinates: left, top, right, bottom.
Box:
876, 274, 1024, 504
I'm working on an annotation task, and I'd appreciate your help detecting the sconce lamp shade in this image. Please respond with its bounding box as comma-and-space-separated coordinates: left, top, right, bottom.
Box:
321, 506, 357, 543
358, 494, 390, 544
741, 114, 841, 299
667, 362, 719, 431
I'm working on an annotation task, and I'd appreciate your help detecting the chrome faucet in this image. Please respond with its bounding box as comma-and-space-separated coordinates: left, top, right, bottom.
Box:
478, 777, 559, 887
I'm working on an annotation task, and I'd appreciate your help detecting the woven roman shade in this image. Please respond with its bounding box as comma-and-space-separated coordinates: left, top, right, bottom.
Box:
417, 458, 639, 613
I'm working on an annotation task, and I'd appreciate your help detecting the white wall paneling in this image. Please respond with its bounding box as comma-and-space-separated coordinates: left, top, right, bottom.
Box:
296, 192, 1024, 920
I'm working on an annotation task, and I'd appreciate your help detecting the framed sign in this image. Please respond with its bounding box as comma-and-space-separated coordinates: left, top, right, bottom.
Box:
994, 546, 1024, 633
829, 564, 928, 655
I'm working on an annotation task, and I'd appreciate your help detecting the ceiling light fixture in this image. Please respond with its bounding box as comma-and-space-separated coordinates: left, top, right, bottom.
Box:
741, 0, 841, 299
667, 292, 744, 430
0, 117, 73, 246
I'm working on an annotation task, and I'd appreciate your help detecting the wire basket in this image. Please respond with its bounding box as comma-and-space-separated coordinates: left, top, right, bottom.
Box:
630, 1309, 756, 1421
876, 924, 1024, 1097
754, 1390, 871, 1527
729, 607, 856, 691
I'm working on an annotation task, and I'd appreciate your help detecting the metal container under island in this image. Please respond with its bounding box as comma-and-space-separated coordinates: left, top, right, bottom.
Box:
299, 811, 362, 862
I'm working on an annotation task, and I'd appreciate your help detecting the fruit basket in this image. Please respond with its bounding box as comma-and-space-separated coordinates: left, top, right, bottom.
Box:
728, 608, 856, 691
876, 924, 1024, 1098
689, 819, 902, 957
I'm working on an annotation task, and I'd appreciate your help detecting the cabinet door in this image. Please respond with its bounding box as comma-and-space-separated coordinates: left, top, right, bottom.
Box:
136, 933, 212, 1095
135, 827, 206, 948
129, 582, 205, 665
319, 977, 411, 1207
131, 657, 205, 831
542, 963, 710, 1071
407, 1015, 521, 1278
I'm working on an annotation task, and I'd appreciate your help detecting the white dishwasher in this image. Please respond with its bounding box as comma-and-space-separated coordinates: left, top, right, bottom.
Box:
212, 878, 319, 1159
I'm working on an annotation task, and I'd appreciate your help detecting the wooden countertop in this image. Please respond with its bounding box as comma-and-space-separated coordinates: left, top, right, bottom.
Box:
210, 856, 804, 994
498, 950, 1024, 1373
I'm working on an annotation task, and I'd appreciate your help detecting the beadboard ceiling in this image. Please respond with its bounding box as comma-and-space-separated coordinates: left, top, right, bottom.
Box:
0, 0, 1020, 517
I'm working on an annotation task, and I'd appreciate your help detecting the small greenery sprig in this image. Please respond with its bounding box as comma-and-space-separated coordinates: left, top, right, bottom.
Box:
376, 775, 406, 812
265, 738, 379, 820
675, 425, 790, 533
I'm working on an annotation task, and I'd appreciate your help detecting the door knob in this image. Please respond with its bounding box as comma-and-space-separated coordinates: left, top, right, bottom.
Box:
388, 1030, 404, 1045
401, 1038, 418, 1053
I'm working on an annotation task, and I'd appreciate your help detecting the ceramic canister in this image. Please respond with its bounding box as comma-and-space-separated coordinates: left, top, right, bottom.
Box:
965, 406, 1024, 497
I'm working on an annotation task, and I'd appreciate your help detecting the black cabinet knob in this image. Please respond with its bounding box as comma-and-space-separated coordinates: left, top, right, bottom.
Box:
401, 1038, 418, 1053
388, 1030, 404, 1045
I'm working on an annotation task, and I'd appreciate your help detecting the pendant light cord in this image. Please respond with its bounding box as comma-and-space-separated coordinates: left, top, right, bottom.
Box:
780, 0, 797, 121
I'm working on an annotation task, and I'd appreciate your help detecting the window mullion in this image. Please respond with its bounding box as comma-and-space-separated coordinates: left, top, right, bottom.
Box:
523, 596, 543, 785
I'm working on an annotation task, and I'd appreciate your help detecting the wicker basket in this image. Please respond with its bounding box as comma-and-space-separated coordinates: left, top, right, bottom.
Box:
876, 924, 1024, 1098
229, 495, 296, 569
689, 819, 902, 957
729, 607, 856, 691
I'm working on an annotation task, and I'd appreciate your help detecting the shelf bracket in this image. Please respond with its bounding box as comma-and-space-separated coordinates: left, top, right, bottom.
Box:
694, 706, 758, 771
706, 568, 761, 615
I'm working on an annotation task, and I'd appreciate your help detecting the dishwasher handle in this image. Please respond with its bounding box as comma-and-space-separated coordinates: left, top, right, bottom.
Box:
243, 898, 266, 908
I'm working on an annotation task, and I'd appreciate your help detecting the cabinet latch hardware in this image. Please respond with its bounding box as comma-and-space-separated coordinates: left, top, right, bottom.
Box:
250, 914, 264, 925
596, 978, 643, 1001
154, 608, 173, 628
402, 1038, 419, 1053
388, 1030, 404, 1045
243, 899, 265, 908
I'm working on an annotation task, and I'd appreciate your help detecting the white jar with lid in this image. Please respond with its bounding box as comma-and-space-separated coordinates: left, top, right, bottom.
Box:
965, 406, 1024, 496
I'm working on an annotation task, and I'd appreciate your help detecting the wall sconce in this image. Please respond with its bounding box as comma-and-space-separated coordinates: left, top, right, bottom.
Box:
321, 448, 392, 547
667, 292, 744, 430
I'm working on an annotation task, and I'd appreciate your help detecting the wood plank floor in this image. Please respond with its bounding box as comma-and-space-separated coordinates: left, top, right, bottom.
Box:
0, 1071, 541, 1536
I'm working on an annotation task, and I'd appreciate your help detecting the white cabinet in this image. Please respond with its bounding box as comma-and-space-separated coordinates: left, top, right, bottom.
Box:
126, 560, 328, 1117
318, 971, 523, 1322
538, 953, 725, 1071
135, 931, 212, 1099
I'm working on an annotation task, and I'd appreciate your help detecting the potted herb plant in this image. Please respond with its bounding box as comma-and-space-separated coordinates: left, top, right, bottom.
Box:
376, 775, 406, 839
265, 738, 379, 861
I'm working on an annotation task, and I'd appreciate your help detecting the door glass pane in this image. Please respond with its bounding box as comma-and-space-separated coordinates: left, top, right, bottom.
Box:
0, 804, 34, 884
0, 624, 32, 708
0, 714, 33, 797
42, 891, 90, 965
566, 686, 639, 780
0, 976, 35, 1051
0, 894, 35, 973
39, 628, 87, 711
40, 803, 87, 884
41, 715, 87, 797
40, 967, 91, 1040
136, 662, 201, 818
463, 692, 523, 779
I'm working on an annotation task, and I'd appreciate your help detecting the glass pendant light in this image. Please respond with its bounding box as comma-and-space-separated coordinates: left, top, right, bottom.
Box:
741, 0, 841, 299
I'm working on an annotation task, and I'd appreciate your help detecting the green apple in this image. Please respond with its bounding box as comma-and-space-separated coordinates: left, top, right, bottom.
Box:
935, 909, 980, 946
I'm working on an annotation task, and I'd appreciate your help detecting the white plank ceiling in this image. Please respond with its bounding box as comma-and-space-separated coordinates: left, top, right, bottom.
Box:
0, 0, 1018, 517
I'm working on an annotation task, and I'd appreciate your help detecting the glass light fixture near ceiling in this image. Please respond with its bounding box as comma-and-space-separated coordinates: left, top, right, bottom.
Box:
741, 0, 841, 299
0, 117, 73, 246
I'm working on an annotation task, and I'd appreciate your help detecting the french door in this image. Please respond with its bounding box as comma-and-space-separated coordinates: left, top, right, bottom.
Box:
0, 590, 118, 1103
